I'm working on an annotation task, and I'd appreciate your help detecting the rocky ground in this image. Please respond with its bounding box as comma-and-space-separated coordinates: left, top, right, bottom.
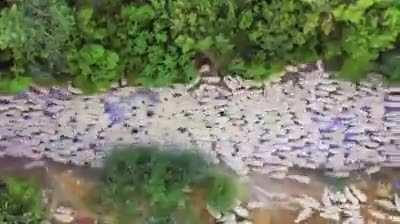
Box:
0, 63, 398, 175
1, 62, 400, 223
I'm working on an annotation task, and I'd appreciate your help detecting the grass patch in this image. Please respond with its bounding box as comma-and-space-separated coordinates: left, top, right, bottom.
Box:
205, 171, 242, 213
0, 177, 44, 223
91, 145, 244, 224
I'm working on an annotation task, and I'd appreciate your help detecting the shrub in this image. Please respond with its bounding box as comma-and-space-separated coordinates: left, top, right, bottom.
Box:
72, 5, 108, 43
227, 0, 323, 80
379, 48, 400, 83
109, 1, 197, 87
68, 44, 120, 93
0, 177, 44, 224
169, 1, 238, 73
0, 0, 75, 92
321, 0, 400, 81
205, 171, 242, 213
95, 146, 242, 224
0, 76, 31, 94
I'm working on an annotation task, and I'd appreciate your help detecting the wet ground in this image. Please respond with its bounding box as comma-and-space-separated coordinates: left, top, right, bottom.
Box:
2, 157, 400, 223
250, 167, 400, 224
0, 157, 101, 222
0, 157, 214, 224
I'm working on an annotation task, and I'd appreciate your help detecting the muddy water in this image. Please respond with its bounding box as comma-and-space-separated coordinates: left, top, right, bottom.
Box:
1, 156, 400, 224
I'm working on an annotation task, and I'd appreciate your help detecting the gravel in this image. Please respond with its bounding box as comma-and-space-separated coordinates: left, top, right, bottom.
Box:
0, 64, 398, 178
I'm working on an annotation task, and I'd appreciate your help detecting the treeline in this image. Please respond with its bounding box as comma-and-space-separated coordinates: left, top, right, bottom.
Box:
0, 0, 399, 93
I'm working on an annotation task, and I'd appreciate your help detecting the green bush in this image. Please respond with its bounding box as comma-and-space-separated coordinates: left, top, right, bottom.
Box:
230, 0, 323, 80
68, 44, 120, 93
169, 1, 237, 72
206, 171, 242, 213
379, 49, 400, 83
95, 146, 242, 224
109, 1, 198, 87
0, 177, 44, 224
322, 0, 400, 81
0, 0, 75, 92
0, 76, 31, 94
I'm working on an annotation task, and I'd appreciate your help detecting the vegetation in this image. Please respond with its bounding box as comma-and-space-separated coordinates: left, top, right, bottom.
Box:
0, 0, 399, 93
68, 44, 120, 93
0, 0, 75, 92
93, 146, 244, 224
0, 147, 243, 224
0, 177, 44, 224
379, 49, 400, 83
323, 0, 400, 81
205, 171, 242, 213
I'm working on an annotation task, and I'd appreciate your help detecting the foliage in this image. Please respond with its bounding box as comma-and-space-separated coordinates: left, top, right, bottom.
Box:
169, 0, 237, 71
73, 6, 107, 43
242, 0, 320, 61
379, 49, 400, 83
0, 0, 400, 92
110, 2, 197, 87
68, 44, 119, 93
322, 0, 400, 81
0, 76, 31, 94
0, 0, 75, 88
0, 177, 44, 224
95, 146, 242, 224
206, 171, 242, 213
231, 0, 322, 79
